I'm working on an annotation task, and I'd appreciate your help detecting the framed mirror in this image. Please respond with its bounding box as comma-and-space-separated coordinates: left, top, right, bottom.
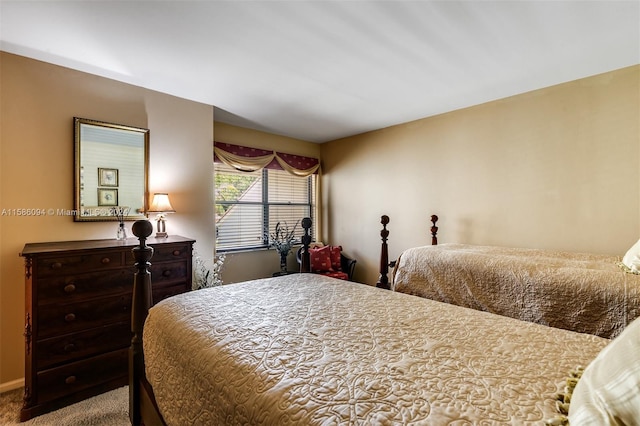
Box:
74, 117, 149, 222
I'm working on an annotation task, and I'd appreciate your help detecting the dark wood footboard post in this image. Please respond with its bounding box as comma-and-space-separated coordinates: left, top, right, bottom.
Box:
300, 217, 312, 273
376, 215, 390, 290
431, 215, 439, 245
130, 220, 154, 426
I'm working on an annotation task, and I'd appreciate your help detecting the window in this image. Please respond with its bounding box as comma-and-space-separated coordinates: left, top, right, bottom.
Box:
215, 163, 316, 251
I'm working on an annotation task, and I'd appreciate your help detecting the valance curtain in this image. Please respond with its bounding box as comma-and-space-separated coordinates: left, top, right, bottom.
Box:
214, 142, 320, 177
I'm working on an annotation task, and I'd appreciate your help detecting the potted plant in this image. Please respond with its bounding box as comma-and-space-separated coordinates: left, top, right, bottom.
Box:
266, 221, 299, 273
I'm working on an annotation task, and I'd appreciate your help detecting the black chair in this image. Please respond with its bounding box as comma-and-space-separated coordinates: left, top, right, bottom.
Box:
296, 245, 357, 281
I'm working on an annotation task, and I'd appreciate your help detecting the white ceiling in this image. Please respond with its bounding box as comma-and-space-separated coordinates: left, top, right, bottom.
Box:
1, 1, 638, 143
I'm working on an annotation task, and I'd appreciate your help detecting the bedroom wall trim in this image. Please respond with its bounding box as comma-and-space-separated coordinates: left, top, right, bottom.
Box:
0, 378, 24, 393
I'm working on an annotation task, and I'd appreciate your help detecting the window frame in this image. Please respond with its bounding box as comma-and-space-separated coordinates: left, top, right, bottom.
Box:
215, 164, 316, 253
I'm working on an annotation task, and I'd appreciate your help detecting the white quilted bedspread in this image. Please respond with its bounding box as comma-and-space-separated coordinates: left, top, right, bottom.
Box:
144, 274, 608, 425
393, 244, 640, 339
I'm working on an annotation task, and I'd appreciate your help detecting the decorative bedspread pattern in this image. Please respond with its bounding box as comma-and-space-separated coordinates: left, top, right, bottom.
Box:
392, 244, 640, 339
144, 274, 607, 425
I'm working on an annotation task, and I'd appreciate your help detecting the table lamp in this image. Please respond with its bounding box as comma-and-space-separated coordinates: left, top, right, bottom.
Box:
147, 193, 175, 238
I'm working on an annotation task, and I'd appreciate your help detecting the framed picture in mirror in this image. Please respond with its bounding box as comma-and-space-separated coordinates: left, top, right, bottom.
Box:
97, 188, 118, 206
98, 168, 119, 187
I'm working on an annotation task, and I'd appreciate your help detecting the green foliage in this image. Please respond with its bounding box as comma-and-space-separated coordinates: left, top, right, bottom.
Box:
214, 171, 257, 217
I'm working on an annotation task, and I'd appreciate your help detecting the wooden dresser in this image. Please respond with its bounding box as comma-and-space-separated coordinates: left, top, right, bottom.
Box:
20, 235, 195, 421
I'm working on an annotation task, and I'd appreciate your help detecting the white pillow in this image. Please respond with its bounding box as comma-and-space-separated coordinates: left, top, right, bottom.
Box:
622, 238, 640, 273
568, 316, 640, 425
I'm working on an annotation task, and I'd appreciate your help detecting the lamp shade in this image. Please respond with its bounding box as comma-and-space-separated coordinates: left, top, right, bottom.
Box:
148, 193, 175, 213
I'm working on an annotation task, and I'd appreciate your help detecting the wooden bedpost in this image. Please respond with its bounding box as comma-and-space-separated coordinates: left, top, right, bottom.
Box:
300, 217, 312, 273
431, 215, 439, 245
129, 220, 154, 426
376, 215, 390, 290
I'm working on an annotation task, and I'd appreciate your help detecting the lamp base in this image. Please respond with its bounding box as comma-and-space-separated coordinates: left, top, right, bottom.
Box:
155, 215, 168, 238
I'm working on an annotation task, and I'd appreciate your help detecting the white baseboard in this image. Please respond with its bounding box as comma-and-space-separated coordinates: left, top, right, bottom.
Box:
0, 378, 24, 393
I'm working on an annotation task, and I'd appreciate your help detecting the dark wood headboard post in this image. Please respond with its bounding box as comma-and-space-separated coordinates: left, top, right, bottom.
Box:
376, 215, 390, 290
129, 220, 154, 426
376, 214, 438, 290
431, 215, 439, 245
300, 217, 312, 273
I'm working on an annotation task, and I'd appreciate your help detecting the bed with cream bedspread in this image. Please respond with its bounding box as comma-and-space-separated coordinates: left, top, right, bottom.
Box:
392, 244, 640, 339
143, 274, 607, 425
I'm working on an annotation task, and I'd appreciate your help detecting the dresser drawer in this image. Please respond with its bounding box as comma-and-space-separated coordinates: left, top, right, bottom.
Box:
36, 251, 124, 278
36, 269, 131, 305
150, 261, 188, 286
153, 283, 190, 304
37, 294, 131, 338
129, 243, 190, 263
36, 348, 128, 404
37, 322, 131, 369
152, 243, 191, 262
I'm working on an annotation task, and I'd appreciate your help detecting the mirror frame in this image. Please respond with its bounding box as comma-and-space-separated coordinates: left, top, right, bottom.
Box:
73, 117, 149, 222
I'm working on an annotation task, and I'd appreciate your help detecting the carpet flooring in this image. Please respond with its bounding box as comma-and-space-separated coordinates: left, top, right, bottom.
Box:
0, 386, 129, 425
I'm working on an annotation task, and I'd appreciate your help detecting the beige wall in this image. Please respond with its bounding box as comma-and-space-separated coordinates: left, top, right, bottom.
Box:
0, 53, 215, 387
321, 65, 640, 286
213, 122, 321, 283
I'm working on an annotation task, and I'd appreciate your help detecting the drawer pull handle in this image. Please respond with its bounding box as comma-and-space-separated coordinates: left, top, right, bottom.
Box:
162, 270, 172, 277
65, 376, 76, 385
64, 313, 76, 322
51, 262, 62, 270
64, 283, 76, 293
64, 343, 76, 352
172, 250, 181, 256
101, 257, 111, 264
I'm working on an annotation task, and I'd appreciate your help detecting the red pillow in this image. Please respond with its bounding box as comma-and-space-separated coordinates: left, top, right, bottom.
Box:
328, 246, 342, 271
309, 246, 333, 272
